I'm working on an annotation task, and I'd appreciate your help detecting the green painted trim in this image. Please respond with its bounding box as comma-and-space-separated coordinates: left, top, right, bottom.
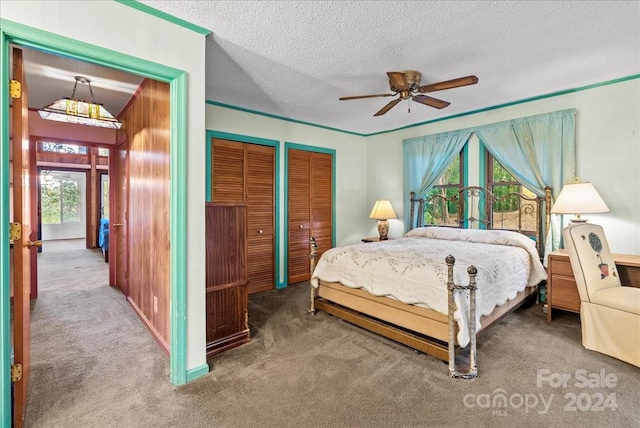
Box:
0, 19, 183, 83
185, 364, 210, 383
366, 74, 640, 137
116, 0, 211, 36
285, 142, 337, 156
205, 131, 212, 201
170, 72, 188, 386
283, 143, 337, 288
206, 100, 367, 137
205, 131, 282, 285
0, 27, 10, 428
462, 144, 469, 189
209, 75, 639, 138
0, 20, 197, 407
478, 140, 487, 188
462, 144, 470, 229
477, 141, 487, 229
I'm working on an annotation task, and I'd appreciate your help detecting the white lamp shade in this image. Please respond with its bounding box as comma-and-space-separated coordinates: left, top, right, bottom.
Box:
369, 199, 397, 220
551, 181, 609, 216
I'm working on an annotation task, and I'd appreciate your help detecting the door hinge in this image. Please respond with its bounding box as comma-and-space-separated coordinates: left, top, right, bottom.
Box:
10, 222, 22, 241
11, 363, 23, 383
9, 80, 21, 99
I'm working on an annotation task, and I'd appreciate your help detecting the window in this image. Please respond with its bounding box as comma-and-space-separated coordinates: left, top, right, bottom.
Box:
98, 147, 109, 156
40, 170, 82, 224
486, 152, 538, 233
40, 142, 87, 154
423, 153, 464, 226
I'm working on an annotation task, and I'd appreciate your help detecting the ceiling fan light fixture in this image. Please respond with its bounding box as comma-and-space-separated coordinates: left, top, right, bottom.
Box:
38, 75, 123, 129
339, 70, 478, 116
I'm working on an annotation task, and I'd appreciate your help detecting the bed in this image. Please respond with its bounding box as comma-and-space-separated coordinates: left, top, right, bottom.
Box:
308, 186, 552, 377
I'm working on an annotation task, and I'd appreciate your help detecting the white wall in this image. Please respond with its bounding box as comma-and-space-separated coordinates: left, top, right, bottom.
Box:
366, 78, 640, 254
206, 105, 369, 282
1, 1, 208, 372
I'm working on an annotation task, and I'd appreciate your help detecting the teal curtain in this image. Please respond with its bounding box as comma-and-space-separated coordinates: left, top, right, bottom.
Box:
402, 109, 576, 261
475, 109, 576, 259
402, 131, 472, 229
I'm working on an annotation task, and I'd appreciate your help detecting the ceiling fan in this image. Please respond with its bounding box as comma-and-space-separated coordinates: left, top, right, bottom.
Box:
339, 70, 478, 116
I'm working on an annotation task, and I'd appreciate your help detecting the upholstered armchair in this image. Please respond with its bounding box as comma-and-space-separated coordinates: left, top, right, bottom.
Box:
562, 223, 640, 367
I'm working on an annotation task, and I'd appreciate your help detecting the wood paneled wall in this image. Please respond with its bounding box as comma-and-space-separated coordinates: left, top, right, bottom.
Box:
118, 79, 171, 350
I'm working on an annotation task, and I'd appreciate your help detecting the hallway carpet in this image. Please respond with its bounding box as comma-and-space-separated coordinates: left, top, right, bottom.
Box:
25, 248, 639, 427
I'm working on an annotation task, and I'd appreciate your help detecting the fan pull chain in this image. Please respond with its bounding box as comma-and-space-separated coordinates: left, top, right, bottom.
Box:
408, 97, 411, 113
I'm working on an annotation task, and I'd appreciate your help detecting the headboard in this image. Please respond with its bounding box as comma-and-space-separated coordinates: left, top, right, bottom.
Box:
409, 186, 552, 256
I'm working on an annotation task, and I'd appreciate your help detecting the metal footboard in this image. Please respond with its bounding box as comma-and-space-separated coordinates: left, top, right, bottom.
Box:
446, 255, 478, 379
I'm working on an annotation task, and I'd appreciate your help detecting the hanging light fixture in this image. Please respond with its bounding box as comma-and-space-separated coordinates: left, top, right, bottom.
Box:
38, 75, 123, 129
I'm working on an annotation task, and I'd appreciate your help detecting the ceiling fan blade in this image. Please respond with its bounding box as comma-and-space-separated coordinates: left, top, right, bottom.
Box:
412, 95, 451, 109
339, 93, 394, 101
373, 98, 402, 116
418, 75, 478, 93
387, 71, 409, 91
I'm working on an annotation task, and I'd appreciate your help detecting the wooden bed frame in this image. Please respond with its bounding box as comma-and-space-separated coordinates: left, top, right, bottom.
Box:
308, 186, 552, 377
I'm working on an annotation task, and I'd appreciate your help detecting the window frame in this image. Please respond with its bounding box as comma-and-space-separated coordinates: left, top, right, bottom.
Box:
485, 151, 538, 235
39, 170, 83, 225
422, 151, 465, 227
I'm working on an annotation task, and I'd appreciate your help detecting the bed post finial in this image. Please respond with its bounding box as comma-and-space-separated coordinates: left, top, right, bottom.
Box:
410, 191, 416, 230
307, 237, 319, 315
544, 186, 552, 241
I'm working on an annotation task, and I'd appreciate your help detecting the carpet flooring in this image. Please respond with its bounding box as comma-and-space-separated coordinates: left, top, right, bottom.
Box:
24, 248, 639, 427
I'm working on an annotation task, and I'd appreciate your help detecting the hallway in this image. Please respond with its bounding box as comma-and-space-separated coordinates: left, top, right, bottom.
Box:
26, 247, 169, 427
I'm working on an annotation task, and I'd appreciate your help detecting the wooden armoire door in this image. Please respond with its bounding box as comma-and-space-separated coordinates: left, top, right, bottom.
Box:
211, 139, 276, 294
287, 149, 333, 284
205, 202, 250, 356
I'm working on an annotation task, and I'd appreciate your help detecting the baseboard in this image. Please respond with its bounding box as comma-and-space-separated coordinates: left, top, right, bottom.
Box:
127, 296, 170, 355
186, 364, 210, 383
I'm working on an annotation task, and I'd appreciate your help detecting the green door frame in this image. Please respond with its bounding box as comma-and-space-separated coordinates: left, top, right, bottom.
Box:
1, 18, 190, 424
205, 130, 283, 286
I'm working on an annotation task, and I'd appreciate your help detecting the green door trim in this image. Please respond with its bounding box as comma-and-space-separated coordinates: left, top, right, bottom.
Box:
0, 19, 193, 425
205, 130, 282, 286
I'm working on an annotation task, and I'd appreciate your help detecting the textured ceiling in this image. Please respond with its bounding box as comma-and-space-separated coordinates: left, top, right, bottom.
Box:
141, 0, 640, 134
21, 1, 640, 136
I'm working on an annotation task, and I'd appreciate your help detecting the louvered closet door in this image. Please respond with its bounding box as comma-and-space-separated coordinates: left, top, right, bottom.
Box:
212, 139, 245, 203
288, 150, 311, 284
311, 152, 333, 261
212, 138, 276, 294
246, 144, 275, 293
287, 149, 333, 284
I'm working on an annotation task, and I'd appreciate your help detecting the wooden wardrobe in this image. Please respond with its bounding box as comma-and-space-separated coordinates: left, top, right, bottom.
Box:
287, 149, 333, 284
211, 138, 276, 294
205, 202, 250, 356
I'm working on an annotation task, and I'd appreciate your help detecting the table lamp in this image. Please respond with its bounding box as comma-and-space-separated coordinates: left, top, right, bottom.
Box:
551, 178, 609, 223
369, 199, 397, 240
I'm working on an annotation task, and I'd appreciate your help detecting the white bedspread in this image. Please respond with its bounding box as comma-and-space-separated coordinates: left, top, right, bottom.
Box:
310, 227, 548, 347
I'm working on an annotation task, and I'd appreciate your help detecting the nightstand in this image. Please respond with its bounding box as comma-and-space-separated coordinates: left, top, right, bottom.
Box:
547, 250, 580, 322
546, 249, 640, 322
